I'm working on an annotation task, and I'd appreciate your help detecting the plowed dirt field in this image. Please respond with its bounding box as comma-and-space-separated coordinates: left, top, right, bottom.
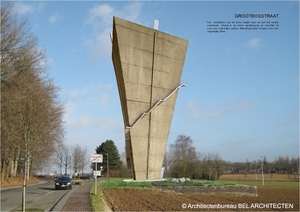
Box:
102, 186, 299, 211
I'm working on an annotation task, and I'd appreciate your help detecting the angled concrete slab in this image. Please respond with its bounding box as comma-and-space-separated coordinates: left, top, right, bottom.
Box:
112, 16, 188, 180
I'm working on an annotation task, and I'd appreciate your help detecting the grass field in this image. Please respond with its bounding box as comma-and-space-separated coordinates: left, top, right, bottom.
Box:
219, 173, 299, 181
219, 173, 299, 187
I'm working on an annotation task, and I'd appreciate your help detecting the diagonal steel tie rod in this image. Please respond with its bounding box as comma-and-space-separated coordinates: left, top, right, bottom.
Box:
125, 83, 186, 129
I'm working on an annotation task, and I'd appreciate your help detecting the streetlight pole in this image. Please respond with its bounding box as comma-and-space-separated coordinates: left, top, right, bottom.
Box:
21, 157, 26, 212
95, 162, 97, 195
107, 153, 109, 178
261, 156, 264, 186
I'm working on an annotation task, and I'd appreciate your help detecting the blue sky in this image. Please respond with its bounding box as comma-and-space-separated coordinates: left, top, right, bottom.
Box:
14, 1, 299, 164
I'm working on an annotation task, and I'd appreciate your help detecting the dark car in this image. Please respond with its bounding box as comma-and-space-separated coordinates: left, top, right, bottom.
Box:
55, 176, 72, 190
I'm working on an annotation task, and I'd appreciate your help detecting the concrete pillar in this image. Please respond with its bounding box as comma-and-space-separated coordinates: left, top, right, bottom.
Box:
112, 16, 188, 180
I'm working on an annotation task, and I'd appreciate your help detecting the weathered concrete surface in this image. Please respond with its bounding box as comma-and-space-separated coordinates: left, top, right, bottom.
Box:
156, 185, 258, 196
112, 16, 188, 180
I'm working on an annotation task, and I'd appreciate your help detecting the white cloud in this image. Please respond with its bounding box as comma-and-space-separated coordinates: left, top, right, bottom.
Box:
15, 3, 34, 14
183, 102, 197, 111
246, 37, 262, 50
85, 93, 112, 108
66, 83, 114, 118
88, 4, 114, 27
87, 2, 142, 27
89, 27, 112, 60
85, 2, 143, 61
69, 87, 89, 98
183, 99, 252, 121
64, 115, 125, 158
14, 2, 45, 15
36, 2, 46, 13
49, 13, 59, 24
69, 84, 113, 98
68, 115, 112, 129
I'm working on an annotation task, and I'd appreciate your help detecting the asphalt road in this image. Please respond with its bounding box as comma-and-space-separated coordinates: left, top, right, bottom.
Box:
0, 178, 60, 211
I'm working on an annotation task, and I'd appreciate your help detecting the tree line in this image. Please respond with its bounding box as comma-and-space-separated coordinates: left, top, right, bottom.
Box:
93, 136, 300, 180
164, 135, 224, 180
91, 137, 299, 180
95, 136, 224, 180
164, 135, 299, 179
49, 144, 89, 177
1, 2, 64, 180
226, 155, 300, 175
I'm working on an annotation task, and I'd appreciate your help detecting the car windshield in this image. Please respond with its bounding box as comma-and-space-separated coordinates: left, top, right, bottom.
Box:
58, 176, 70, 181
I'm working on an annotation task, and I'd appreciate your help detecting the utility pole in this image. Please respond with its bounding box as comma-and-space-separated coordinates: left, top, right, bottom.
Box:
107, 153, 109, 178
261, 156, 264, 186
95, 162, 97, 195
22, 157, 26, 212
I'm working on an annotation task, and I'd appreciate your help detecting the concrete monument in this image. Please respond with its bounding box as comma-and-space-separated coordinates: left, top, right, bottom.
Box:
111, 16, 188, 180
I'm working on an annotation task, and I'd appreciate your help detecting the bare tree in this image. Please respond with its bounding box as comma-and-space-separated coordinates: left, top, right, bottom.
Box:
72, 144, 88, 177
201, 153, 224, 180
53, 143, 67, 175
1, 2, 46, 86
79, 146, 88, 176
62, 145, 71, 176
1, 2, 65, 181
168, 135, 198, 177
